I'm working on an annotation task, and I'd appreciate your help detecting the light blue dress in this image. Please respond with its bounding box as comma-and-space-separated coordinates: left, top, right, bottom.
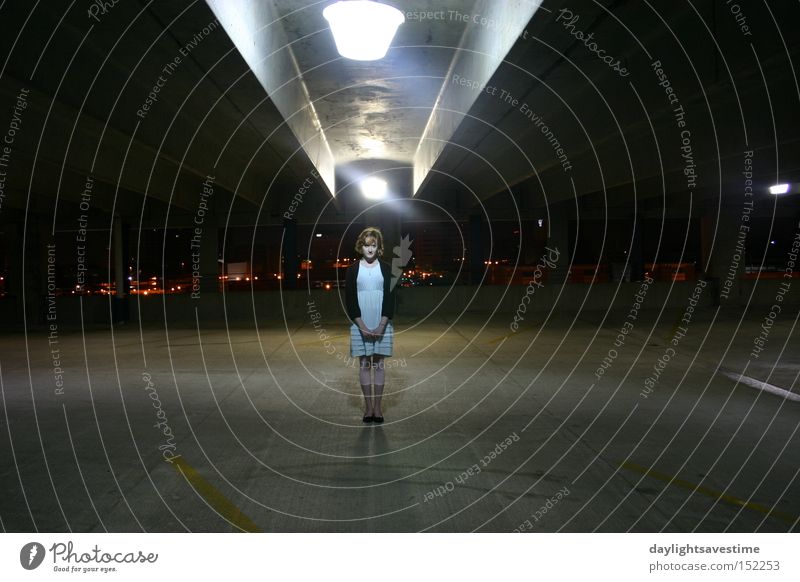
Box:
350, 261, 394, 357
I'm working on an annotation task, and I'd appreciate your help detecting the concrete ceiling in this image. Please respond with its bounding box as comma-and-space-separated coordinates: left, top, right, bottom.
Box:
1, 1, 800, 225
205, 0, 543, 196
433, 0, 800, 211
271, 0, 473, 164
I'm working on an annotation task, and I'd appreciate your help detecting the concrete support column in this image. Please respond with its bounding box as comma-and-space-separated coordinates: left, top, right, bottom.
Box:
702, 202, 746, 305
376, 209, 400, 265
521, 218, 541, 265
469, 214, 485, 284
282, 218, 297, 289
20, 216, 47, 326
546, 202, 571, 284
199, 212, 219, 294
630, 213, 644, 281
112, 215, 129, 323
3, 222, 23, 325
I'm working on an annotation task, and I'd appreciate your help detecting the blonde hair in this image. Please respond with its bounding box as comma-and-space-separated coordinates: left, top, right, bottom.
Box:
355, 227, 384, 257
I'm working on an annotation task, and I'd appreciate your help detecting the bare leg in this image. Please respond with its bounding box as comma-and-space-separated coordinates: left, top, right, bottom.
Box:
359, 356, 373, 416
373, 356, 385, 418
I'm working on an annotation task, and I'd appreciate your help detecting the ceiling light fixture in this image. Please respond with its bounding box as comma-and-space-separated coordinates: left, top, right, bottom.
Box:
361, 177, 387, 199
769, 183, 790, 195
323, 1, 404, 61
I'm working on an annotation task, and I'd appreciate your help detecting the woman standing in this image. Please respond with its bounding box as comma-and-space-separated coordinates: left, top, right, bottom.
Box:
345, 227, 396, 423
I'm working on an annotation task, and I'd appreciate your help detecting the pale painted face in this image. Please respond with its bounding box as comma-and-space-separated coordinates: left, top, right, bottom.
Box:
361, 237, 378, 262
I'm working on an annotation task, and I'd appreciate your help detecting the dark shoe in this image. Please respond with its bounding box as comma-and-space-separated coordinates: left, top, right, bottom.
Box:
362, 414, 374, 423
373, 415, 384, 424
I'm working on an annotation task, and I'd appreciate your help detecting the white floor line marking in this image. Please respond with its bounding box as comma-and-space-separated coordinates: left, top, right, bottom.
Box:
723, 371, 800, 402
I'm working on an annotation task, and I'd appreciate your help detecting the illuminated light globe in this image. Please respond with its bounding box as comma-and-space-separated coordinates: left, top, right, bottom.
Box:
361, 177, 387, 199
769, 183, 789, 195
323, 1, 405, 61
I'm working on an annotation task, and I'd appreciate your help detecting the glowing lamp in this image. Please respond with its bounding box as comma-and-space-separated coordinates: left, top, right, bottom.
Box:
361, 177, 387, 199
323, 1, 404, 61
769, 183, 790, 195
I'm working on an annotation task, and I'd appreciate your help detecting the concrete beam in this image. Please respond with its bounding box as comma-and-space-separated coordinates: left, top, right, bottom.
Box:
205, 0, 336, 196
0, 75, 222, 213
413, 0, 542, 195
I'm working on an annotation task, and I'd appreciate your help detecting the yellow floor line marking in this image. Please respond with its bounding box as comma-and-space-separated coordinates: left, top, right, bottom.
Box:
487, 319, 550, 344
622, 461, 797, 524
170, 457, 261, 532
665, 309, 691, 343
487, 322, 545, 344
486, 330, 520, 344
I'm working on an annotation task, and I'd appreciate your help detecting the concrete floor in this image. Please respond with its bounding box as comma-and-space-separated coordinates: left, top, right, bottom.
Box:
1, 307, 798, 532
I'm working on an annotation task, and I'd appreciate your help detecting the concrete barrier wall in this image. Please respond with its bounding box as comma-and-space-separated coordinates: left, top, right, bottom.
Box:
1, 279, 794, 329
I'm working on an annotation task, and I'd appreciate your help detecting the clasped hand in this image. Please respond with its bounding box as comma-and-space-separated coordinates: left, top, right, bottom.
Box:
360, 324, 385, 341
